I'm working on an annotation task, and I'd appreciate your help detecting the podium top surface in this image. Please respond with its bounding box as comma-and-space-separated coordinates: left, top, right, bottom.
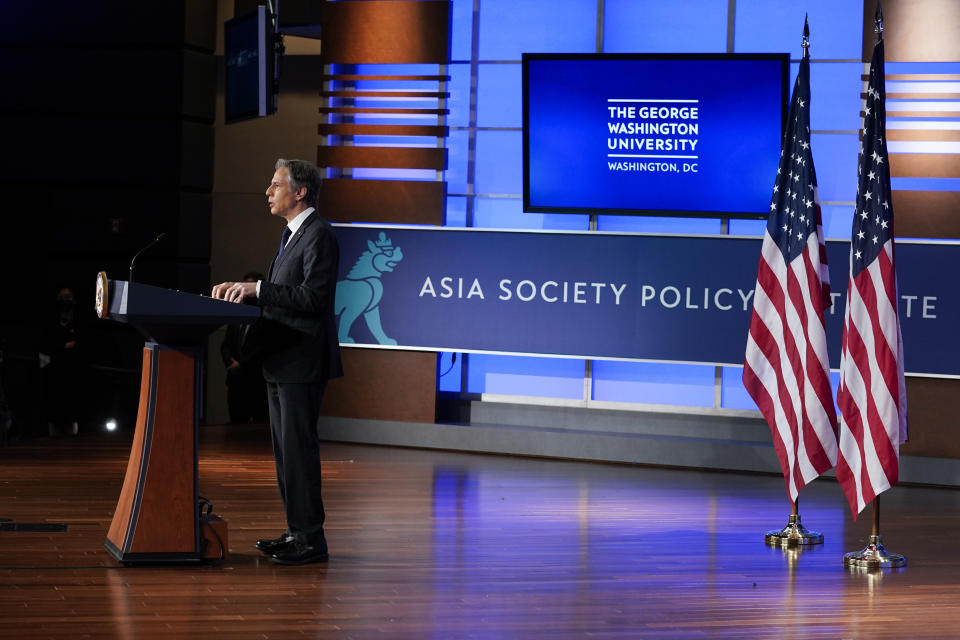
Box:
103, 279, 260, 346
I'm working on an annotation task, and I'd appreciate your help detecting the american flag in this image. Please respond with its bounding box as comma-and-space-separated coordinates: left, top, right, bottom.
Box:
835, 36, 908, 518
743, 52, 838, 504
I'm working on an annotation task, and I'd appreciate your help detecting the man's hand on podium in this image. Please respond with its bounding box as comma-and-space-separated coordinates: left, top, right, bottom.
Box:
212, 281, 257, 303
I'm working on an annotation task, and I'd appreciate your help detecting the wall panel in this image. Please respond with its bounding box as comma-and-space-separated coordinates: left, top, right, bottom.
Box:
861, 0, 960, 460
322, 350, 438, 423
313, 1, 452, 424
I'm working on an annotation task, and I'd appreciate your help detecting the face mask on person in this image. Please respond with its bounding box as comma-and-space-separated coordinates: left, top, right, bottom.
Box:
57, 293, 75, 324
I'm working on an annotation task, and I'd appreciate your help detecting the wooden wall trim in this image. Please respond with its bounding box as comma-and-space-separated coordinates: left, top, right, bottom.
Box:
884, 74, 960, 81
883, 110, 960, 118
887, 130, 960, 142
318, 146, 447, 170
320, 106, 450, 116
863, 0, 960, 62
902, 377, 960, 458
324, 74, 451, 82
321, 179, 445, 224
322, 90, 450, 99
889, 154, 960, 178
322, 349, 437, 423
320, 123, 449, 137
892, 190, 960, 238
321, 1, 451, 64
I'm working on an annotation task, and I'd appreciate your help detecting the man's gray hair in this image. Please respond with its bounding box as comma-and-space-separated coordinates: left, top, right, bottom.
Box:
276, 158, 322, 209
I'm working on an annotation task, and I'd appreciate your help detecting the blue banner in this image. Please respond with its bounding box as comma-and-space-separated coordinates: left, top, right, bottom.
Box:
333, 225, 959, 377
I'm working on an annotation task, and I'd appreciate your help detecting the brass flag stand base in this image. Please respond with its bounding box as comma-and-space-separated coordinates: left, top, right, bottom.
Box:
765, 513, 824, 547
843, 534, 906, 569
843, 498, 906, 569
765, 499, 824, 547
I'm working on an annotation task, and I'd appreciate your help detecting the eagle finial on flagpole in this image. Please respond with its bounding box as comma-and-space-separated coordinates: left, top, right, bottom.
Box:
875, 1, 884, 40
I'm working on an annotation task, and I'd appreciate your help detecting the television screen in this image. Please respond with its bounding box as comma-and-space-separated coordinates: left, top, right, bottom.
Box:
224, 6, 275, 124
523, 54, 789, 218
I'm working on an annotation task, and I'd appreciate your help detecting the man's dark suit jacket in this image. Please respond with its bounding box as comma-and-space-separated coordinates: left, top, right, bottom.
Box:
256, 213, 343, 383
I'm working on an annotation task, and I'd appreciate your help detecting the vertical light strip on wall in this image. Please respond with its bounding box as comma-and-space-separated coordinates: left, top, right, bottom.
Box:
715, 0, 738, 409
464, 0, 482, 228
459, 0, 483, 394
726, 0, 736, 55
584, 0, 605, 402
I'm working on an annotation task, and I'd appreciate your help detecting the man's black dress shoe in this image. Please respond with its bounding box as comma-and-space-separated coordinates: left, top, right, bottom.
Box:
271, 539, 329, 565
255, 532, 295, 555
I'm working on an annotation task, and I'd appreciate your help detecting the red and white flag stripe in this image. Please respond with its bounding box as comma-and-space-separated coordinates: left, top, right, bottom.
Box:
836, 241, 908, 515
744, 227, 838, 502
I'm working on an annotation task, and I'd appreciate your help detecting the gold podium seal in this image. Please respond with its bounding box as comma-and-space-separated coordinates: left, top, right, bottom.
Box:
95, 271, 109, 319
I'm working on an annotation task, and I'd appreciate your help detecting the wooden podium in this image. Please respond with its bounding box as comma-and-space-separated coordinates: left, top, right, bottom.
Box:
96, 276, 259, 564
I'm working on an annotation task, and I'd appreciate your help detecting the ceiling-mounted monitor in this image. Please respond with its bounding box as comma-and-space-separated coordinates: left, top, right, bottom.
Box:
224, 6, 277, 124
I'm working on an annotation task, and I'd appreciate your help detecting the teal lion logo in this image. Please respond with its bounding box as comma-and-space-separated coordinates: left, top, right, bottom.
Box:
335, 232, 404, 345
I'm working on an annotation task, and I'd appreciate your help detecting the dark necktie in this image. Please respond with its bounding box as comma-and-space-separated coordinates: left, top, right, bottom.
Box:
278, 226, 292, 258
272, 226, 292, 272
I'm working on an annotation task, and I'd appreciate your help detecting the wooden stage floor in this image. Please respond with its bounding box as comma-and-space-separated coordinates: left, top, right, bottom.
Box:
2, 424, 960, 639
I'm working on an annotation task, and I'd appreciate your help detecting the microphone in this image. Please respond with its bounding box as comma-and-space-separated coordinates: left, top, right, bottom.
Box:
129, 233, 168, 284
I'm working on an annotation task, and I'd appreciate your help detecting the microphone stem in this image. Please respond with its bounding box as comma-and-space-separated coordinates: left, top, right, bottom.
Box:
129, 234, 167, 284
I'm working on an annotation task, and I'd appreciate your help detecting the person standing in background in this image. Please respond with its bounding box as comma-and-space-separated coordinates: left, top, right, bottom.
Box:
220, 271, 268, 423
44, 287, 82, 436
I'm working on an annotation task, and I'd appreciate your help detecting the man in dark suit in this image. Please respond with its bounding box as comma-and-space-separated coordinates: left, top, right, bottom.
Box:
212, 158, 343, 565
